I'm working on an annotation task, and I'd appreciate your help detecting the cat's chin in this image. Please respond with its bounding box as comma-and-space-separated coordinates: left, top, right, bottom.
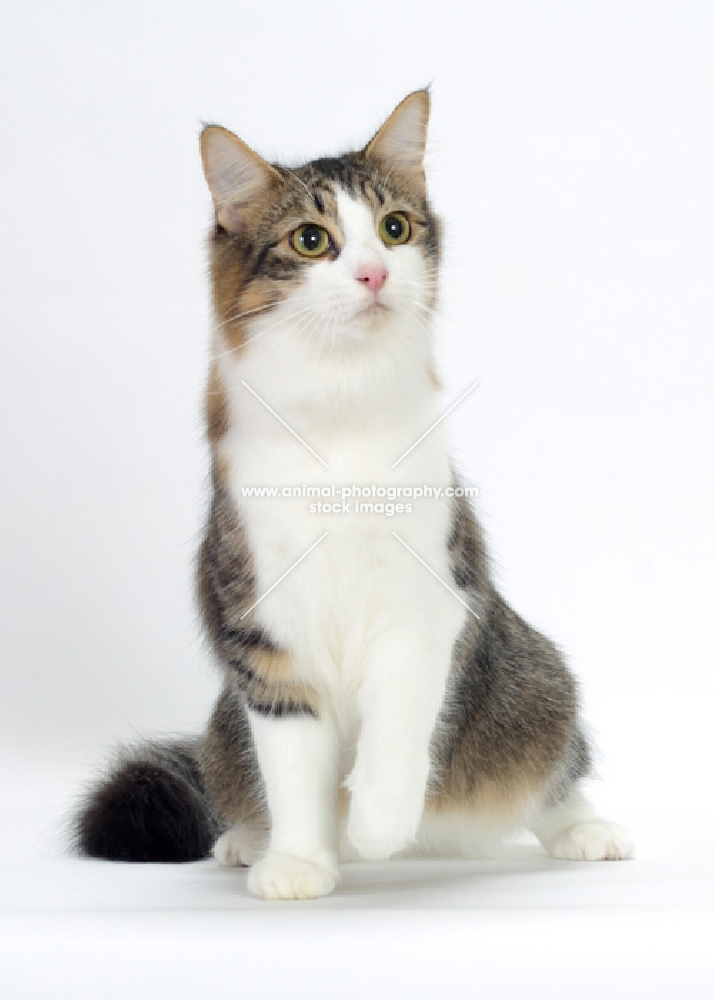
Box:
348, 301, 391, 333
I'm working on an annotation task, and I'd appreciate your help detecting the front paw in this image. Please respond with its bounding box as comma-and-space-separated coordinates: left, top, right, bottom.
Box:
346, 774, 425, 861
247, 851, 339, 900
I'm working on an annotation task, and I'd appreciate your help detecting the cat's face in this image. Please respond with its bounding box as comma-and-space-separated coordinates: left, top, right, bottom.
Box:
201, 92, 439, 359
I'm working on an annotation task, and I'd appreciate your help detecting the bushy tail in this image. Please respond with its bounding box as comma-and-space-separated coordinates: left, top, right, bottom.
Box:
73, 737, 221, 863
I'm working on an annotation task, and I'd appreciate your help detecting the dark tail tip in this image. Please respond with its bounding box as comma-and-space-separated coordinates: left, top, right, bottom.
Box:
73, 742, 218, 863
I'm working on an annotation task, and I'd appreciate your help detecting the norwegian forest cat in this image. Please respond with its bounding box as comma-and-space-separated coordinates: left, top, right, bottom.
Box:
74, 91, 633, 899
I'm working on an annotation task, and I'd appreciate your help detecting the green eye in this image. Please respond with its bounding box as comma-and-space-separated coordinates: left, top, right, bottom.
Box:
291, 224, 330, 258
379, 212, 410, 246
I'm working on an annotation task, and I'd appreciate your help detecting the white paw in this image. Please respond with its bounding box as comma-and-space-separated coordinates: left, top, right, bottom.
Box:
547, 820, 634, 861
213, 825, 265, 868
346, 776, 425, 861
247, 851, 339, 900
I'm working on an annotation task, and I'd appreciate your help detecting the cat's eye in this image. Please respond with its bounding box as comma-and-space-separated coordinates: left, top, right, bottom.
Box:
379, 212, 411, 246
291, 224, 331, 258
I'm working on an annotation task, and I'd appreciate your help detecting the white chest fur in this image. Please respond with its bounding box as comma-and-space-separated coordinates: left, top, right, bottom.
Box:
219, 344, 461, 713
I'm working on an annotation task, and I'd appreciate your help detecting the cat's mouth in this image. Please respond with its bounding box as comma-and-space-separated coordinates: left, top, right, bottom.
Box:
354, 299, 389, 325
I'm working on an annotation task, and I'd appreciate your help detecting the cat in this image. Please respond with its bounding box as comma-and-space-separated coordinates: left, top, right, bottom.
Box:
74, 91, 633, 899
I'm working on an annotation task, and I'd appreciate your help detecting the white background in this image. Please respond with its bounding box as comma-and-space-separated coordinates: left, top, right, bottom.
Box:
1, 1, 713, 996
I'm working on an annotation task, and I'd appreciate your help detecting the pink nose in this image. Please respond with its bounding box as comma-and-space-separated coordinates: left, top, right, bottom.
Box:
356, 265, 388, 295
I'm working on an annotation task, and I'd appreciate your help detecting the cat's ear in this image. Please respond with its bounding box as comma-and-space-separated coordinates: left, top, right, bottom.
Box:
365, 90, 430, 174
200, 126, 279, 232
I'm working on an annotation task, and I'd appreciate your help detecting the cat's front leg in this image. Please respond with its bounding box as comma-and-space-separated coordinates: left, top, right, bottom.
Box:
246, 710, 340, 900
345, 628, 455, 861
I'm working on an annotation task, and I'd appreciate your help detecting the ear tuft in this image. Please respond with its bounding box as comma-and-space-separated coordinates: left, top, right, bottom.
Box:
365, 90, 430, 173
200, 126, 278, 232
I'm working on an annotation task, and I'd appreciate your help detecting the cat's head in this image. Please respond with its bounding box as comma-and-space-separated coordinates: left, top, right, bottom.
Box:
200, 92, 439, 361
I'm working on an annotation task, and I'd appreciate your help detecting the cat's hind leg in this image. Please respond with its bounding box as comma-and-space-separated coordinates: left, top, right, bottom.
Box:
213, 822, 266, 867
531, 787, 634, 861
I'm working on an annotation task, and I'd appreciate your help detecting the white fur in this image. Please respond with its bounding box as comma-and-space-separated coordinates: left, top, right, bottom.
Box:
213, 823, 265, 867
245, 712, 341, 899
248, 851, 339, 901
392, 808, 524, 861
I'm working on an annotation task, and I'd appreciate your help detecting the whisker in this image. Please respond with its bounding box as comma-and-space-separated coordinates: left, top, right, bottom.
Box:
242, 304, 315, 346
407, 299, 439, 317
249, 311, 318, 371
214, 301, 278, 330
410, 313, 434, 341
211, 304, 317, 362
